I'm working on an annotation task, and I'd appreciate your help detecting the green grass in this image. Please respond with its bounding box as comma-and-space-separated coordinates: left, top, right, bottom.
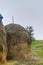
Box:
33, 63, 43, 65
32, 41, 43, 48
32, 40, 43, 58
35, 48, 43, 57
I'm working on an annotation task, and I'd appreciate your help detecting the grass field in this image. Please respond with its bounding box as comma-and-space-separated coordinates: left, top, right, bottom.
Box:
32, 40, 43, 58
32, 40, 43, 48
32, 40, 43, 65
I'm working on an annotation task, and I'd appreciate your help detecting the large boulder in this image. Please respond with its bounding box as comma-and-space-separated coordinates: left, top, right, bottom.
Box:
5, 24, 32, 61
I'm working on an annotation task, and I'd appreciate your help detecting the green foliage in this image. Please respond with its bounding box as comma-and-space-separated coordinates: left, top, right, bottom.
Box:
26, 26, 33, 37
32, 37, 36, 41
26, 26, 35, 42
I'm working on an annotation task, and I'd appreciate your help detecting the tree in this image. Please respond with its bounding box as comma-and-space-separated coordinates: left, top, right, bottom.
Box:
26, 26, 35, 42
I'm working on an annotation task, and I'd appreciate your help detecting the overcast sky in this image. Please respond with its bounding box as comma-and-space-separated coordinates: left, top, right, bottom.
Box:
0, 0, 43, 40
